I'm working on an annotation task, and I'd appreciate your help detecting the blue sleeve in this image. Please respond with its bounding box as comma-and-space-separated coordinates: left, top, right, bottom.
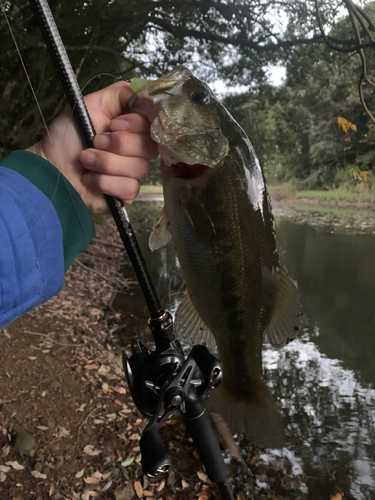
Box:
0, 166, 64, 329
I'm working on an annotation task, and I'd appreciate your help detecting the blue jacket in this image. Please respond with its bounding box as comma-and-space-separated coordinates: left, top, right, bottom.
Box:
0, 151, 95, 329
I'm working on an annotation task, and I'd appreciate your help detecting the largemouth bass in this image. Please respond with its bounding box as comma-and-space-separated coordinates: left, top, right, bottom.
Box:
129, 67, 302, 448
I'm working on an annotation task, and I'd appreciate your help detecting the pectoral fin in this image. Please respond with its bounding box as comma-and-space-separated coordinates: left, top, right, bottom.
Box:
149, 206, 172, 252
175, 292, 216, 350
266, 267, 303, 348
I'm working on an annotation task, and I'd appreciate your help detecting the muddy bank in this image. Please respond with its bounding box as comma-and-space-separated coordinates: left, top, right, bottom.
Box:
0, 219, 235, 500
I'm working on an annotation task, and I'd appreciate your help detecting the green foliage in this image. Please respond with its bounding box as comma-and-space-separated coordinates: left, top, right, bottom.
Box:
224, 2, 375, 189
1, 0, 375, 196
140, 158, 162, 186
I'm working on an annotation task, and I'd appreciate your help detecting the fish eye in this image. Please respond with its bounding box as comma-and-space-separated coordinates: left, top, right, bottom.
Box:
191, 91, 210, 105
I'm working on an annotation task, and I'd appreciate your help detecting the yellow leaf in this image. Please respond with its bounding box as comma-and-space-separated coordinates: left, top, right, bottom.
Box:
331, 493, 344, 500
337, 116, 357, 134
361, 171, 369, 182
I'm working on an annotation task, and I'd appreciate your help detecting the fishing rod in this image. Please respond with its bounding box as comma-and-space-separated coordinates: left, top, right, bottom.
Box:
27, 1, 235, 498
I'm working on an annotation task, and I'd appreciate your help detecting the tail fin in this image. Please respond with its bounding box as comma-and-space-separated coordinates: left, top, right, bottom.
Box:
208, 382, 285, 449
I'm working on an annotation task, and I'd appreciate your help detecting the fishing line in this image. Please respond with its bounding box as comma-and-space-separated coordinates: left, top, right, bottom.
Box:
0, 1, 117, 249
0, 0, 51, 143
0, 0, 66, 249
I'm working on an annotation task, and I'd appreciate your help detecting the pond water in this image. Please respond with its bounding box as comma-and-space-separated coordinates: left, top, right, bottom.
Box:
121, 200, 375, 500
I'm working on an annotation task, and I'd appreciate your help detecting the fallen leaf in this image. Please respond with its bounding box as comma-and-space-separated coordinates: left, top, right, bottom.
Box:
331, 494, 344, 500
197, 486, 210, 500
128, 433, 140, 440
0, 472, 6, 482
55, 427, 70, 438
83, 445, 102, 456
0, 466, 10, 473
84, 477, 100, 485
102, 479, 113, 492
114, 399, 123, 406
143, 491, 153, 497
49, 483, 55, 496
156, 480, 165, 492
41, 391, 47, 397
31, 470, 47, 479
28, 356, 37, 361
3, 446, 11, 457
197, 471, 208, 483
37, 426, 49, 431
121, 457, 135, 467
97, 364, 110, 375
181, 480, 189, 489
134, 480, 143, 498
6, 461, 24, 470
75, 468, 85, 479
113, 386, 126, 394
91, 471, 103, 479
84, 364, 99, 370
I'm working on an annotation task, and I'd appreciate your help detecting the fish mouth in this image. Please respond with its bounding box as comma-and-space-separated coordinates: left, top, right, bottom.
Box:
171, 162, 209, 180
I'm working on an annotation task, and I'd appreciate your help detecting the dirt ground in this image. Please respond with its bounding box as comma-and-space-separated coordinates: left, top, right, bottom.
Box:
1, 217, 256, 500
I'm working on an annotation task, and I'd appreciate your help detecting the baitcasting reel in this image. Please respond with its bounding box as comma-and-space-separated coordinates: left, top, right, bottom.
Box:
123, 312, 223, 478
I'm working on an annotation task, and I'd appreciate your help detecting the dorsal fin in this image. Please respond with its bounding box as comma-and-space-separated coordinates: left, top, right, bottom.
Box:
266, 266, 303, 347
175, 292, 216, 350
149, 206, 172, 252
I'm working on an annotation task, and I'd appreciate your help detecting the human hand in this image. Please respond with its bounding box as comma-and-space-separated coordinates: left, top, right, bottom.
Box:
27, 81, 158, 214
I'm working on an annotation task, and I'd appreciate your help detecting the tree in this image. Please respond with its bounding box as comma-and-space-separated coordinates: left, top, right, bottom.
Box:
1, 0, 375, 159
221, 2, 375, 186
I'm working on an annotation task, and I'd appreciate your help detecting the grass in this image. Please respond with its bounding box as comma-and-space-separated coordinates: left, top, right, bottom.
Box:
140, 184, 163, 194
139, 182, 375, 206
295, 187, 374, 204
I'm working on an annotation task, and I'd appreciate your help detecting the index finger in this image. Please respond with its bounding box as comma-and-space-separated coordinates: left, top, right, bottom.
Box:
110, 113, 151, 134
85, 81, 134, 120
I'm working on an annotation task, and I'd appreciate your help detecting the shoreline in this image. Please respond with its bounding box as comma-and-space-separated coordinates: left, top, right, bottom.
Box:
138, 189, 375, 210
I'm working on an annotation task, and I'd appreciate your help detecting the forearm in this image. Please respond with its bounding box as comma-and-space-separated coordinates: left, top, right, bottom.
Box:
0, 151, 95, 329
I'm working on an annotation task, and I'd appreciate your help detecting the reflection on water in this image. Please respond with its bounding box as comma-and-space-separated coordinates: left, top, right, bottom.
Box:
120, 200, 375, 499
255, 338, 375, 499
275, 217, 375, 386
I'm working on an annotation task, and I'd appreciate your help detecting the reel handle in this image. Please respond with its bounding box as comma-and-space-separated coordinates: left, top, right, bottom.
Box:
140, 430, 172, 477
